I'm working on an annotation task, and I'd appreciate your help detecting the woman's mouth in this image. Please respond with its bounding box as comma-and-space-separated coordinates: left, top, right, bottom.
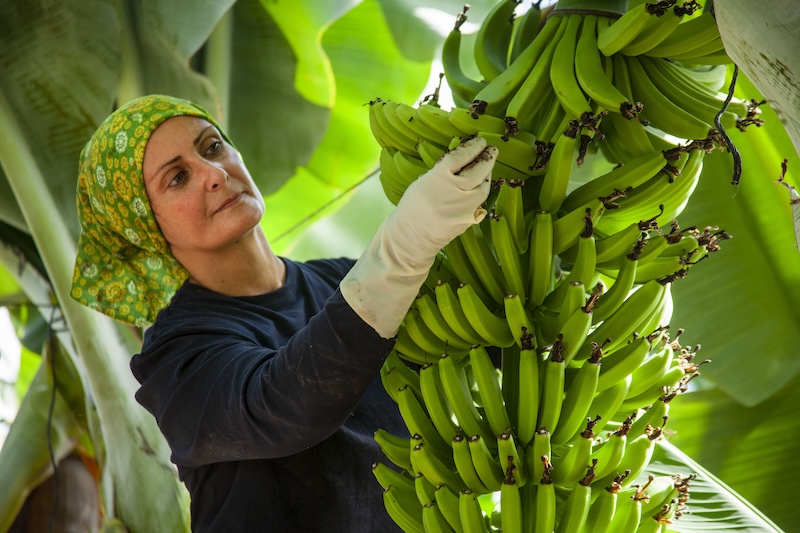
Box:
214, 192, 243, 214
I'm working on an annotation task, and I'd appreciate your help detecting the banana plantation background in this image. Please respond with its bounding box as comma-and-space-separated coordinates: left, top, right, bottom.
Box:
0, 0, 798, 531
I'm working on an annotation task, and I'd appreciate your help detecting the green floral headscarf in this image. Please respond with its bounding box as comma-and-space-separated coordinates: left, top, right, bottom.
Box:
70, 94, 232, 327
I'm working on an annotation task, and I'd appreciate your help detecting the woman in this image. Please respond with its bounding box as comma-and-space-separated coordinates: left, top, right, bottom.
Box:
70, 94, 497, 531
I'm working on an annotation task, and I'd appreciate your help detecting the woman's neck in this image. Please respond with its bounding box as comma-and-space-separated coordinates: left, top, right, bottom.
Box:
177, 228, 287, 296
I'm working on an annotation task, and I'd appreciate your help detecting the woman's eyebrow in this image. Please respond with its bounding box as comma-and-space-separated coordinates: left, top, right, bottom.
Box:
194, 125, 214, 146
152, 125, 216, 178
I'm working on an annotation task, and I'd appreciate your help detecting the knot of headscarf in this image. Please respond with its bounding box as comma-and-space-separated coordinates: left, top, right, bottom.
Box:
70, 94, 230, 327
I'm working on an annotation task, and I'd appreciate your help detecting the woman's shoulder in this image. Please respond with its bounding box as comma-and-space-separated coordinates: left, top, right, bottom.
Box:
295, 256, 355, 281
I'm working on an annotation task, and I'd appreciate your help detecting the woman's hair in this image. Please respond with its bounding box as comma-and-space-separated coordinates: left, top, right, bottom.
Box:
70, 94, 231, 327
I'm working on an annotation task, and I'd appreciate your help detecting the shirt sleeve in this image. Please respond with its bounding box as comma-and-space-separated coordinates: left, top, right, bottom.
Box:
133, 289, 397, 468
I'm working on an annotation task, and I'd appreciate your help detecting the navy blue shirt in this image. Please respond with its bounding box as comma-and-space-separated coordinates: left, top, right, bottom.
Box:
130, 258, 407, 532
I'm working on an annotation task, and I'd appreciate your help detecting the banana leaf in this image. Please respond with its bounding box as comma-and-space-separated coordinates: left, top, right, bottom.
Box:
648, 440, 784, 532
0, 353, 84, 533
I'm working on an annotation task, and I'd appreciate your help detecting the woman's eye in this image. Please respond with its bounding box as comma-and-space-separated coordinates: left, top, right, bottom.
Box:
169, 170, 187, 187
207, 141, 222, 155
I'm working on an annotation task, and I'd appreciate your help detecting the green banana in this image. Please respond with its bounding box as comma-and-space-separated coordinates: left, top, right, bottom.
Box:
578, 279, 667, 359
452, 435, 493, 494
638, 56, 742, 131
393, 149, 430, 189
619, 3, 689, 56
537, 337, 566, 433
505, 16, 567, 131
412, 440, 466, 492
592, 253, 639, 324
459, 223, 508, 305
552, 345, 602, 445
500, 477, 523, 532
647, 55, 746, 115
457, 283, 516, 348
516, 346, 541, 446
382, 350, 424, 404
443, 8, 487, 108
459, 490, 490, 533
594, 219, 657, 265
415, 103, 468, 139
394, 101, 452, 148
371, 98, 421, 155
555, 464, 595, 533
375, 428, 413, 472
435, 281, 487, 347
469, 345, 512, 437
621, 361, 685, 411
422, 500, 456, 533
449, 106, 508, 135
471, 8, 561, 119
467, 434, 505, 492
585, 373, 632, 434
602, 51, 656, 160
420, 363, 461, 445
491, 215, 528, 304
475, 131, 541, 174
534, 470, 556, 533
551, 423, 596, 488
596, 334, 652, 393
614, 425, 663, 487
414, 292, 473, 351
442, 238, 495, 306
527, 427, 552, 487
668, 36, 728, 62
396, 384, 454, 464
625, 54, 712, 141
395, 324, 442, 366
494, 179, 528, 253
509, 2, 546, 62
606, 480, 643, 532
585, 479, 620, 533
434, 484, 464, 533
598, 2, 665, 56
558, 299, 596, 365
498, 430, 527, 486
473, 0, 518, 83
561, 150, 668, 213
383, 484, 425, 533
537, 280, 588, 346
539, 124, 579, 213
417, 139, 447, 169
378, 146, 406, 205
415, 472, 437, 505
624, 337, 676, 400
590, 417, 632, 480
439, 352, 495, 442
403, 308, 459, 358
373, 461, 416, 496
574, 14, 637, 116
549, 14, 593, 120
639, 474, 680, 518
645, 9, 721, 58
527, 210, 555, 307
504, 293, 537, 350
552, 195, 608, 255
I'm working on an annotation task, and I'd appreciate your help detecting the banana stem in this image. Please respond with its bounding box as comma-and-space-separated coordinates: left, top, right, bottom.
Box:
551, 0, 629, 15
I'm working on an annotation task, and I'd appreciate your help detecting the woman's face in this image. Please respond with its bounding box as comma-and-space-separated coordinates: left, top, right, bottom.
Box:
142, 116, 265, 258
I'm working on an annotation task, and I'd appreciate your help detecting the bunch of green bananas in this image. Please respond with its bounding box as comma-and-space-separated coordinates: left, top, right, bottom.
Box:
369, 1, 753, 531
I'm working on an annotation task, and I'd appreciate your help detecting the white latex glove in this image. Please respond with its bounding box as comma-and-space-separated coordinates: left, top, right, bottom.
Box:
341, 136, 498, 339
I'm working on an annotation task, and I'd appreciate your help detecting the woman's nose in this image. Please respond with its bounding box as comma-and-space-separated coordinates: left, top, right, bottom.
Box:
204, 163, 228, 191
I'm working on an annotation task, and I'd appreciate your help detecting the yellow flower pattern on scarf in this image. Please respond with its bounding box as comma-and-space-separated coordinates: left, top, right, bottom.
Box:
70, 94, 231, 327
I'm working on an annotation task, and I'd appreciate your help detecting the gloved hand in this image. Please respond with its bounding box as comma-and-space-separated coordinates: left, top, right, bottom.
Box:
341, 136, 498, 339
